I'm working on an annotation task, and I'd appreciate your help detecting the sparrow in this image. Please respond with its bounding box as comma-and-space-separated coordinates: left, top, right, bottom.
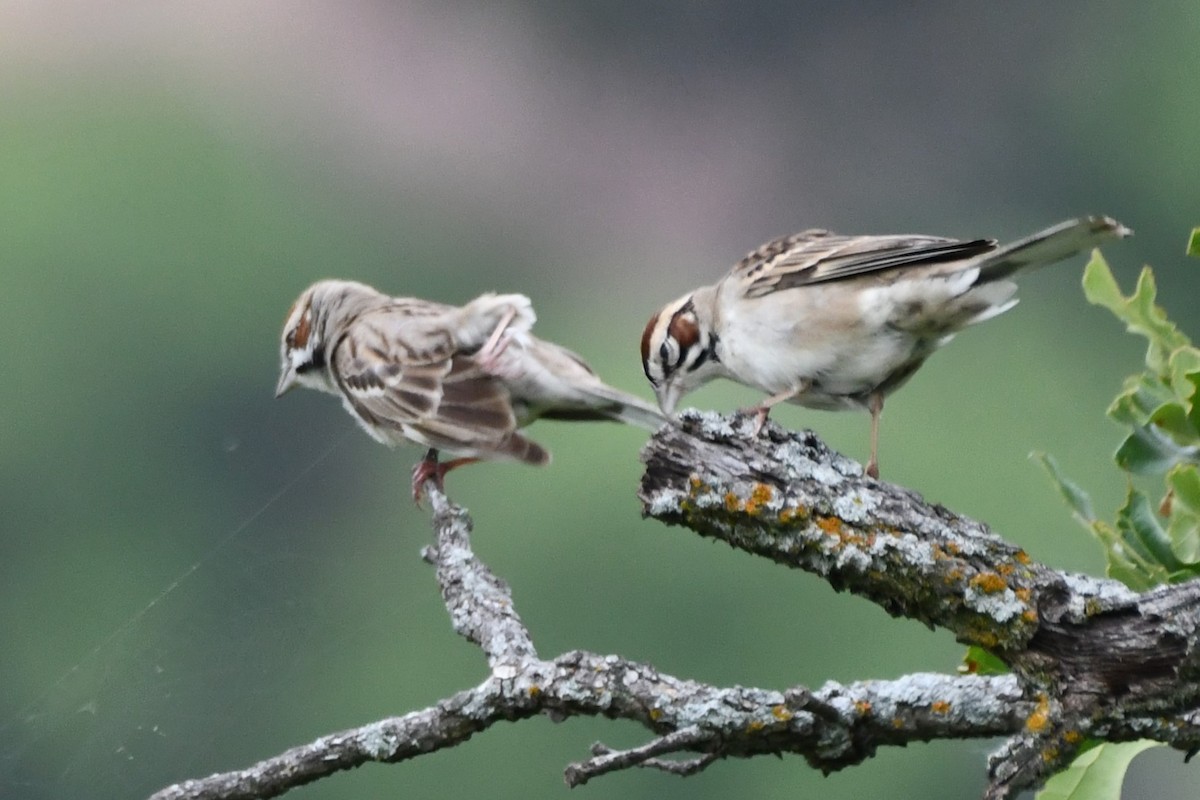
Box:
277, 280, 666, 501
641, 215, 1130, 479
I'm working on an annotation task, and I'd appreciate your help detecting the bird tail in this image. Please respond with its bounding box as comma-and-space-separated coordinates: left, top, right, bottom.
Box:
537, 384, 669, 431
593, 388, 670, 431
974, 215, 1131, 283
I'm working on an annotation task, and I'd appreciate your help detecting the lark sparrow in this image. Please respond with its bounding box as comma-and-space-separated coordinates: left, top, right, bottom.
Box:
641, 216, 1130, 478
277, 280, 666, 500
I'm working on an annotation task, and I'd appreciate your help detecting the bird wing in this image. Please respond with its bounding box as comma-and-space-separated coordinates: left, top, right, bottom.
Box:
332, 306, 545, 462
731, 229, 997, 298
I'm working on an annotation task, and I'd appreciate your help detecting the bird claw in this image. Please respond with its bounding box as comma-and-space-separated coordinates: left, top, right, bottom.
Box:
737, 405, 770, 437
410, 452, 481, 506
410, 457, 444, 506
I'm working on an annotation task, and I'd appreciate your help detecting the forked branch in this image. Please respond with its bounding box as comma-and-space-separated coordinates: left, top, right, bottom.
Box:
151, 413, 1200, 800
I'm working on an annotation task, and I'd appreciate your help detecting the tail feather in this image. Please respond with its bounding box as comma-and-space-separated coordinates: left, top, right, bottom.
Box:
599, 392, 671, 431
976, 215, 1131, 282
494, 431, 551, 466
537, 384, 668, 431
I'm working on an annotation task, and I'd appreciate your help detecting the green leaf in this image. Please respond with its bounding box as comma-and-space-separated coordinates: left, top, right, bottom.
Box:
1187, 372, 1200, 434
1079, 517, 1159, 591
1188, 227, 1200, 258
1114, 424, 1198, 475
1106, 377, 1172, 428
1149, 402, 1197, 445
1168, 463, 1200, 514
1081, 250, 1126, 310
1167, 347, 1200, 432
1037, 741, 1159, 800
1082, 256, 1190, 375
1034, 452, 1096, 524
1116, 488, 1184, 572
1166, 465, 1200, 565
959, 645, 1008, 676
1168, 347, 1200, 398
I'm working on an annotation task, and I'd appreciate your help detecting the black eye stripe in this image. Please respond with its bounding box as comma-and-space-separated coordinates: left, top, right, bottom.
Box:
295, 345, 326, 374
685, 332, 719, 373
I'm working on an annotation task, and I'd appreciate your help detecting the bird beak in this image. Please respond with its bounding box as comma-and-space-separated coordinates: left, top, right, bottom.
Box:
275, 366, 297, 398
656, 382, 681, 417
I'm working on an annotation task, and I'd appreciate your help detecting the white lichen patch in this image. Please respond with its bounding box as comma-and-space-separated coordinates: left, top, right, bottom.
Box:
774, 440, 821, 475
646, 489, 690, 517
831, 489, 880, 522
873, 531, 936, 568
964, 586, 1025, 622
835, 545, 872, 572
1061, 572, 1137, 619
358, 721, 402, 759
686, 409, 741, 438
805, 458, 845, 486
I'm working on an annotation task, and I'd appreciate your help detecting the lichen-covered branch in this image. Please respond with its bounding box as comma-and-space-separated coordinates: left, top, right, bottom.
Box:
150, 413, 1200, 800
639, 411, 1200, 796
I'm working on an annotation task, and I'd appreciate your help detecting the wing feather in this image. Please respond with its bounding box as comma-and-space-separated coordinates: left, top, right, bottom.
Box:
331, 308, 545, 463
733, 230, 997, 298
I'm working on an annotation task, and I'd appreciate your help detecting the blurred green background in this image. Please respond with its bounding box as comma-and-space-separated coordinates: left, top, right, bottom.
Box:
1, 2, 1197, 798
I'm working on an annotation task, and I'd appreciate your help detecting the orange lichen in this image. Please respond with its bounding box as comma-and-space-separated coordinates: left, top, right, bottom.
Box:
945, 568, 965, 584
892, 718, 905, 729
931, 701, 951, 714
944, 541, 961, 555
743, 483, 773, 515
649, 708, 663, 722
1014, 550, 1032, 565
778, 507, 798, 524
771, 705, 793, 721
1022, 608, 1039, 624
1064, 730, 1083, 745
724, 492, 741, 512
1025, 694, 1051, 734
816, 516, 843, 535
528, 685, 541, 698
969, 572, 1008, 594
996, 563, 1015, 577
854, 700, 872, 715
1014, 587, 1032, 603
747, 719, 765, 732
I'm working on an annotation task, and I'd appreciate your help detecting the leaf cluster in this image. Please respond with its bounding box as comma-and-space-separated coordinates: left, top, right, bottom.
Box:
1033, 229, 1200, 799
1039, 229, 1200, 590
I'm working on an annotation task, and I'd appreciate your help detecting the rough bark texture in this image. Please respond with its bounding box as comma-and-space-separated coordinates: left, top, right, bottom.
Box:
149, 412, 1200, 800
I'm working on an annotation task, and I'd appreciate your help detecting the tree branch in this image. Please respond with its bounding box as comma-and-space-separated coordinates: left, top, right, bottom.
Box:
639, 411, 1200, 796
150, 412, 1200, 800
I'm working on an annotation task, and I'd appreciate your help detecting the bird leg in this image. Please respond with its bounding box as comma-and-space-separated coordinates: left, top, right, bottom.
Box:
741, 382, 807, 436
865, 391, 883, 479
411, 448, 480, 505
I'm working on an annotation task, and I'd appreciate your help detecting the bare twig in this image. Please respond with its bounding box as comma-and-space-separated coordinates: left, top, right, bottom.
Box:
564, 727, 714, 787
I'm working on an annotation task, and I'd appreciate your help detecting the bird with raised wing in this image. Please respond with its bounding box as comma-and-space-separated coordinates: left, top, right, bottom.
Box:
278, 280, 666, 501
